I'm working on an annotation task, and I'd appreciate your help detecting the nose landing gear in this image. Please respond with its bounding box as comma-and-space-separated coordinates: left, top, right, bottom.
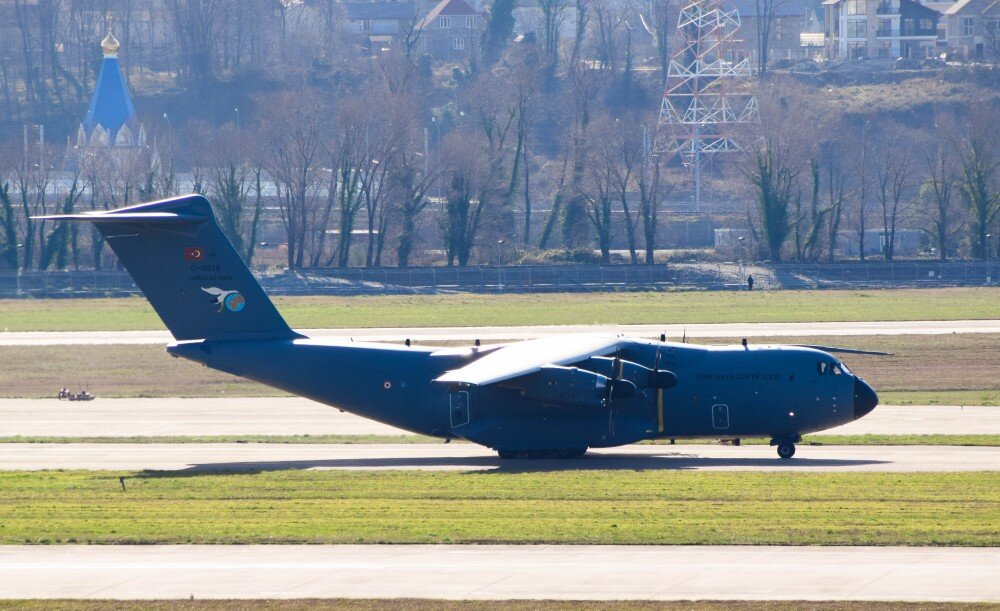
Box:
770, 435, 802, 459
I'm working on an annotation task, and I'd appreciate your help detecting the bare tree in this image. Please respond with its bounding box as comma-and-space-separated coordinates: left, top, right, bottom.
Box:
640, 0, 675, 84
919, 148, 962, 261
873, 129, 915, 262
165, 0, 217, 90
954, 104, 1000, 260
440, 130, 489, 267
261, 91, 325, 269
752, 0, 787, 79
538, 0, 567, 73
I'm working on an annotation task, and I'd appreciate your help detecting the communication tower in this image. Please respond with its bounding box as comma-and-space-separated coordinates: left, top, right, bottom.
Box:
655, 0, 759, 211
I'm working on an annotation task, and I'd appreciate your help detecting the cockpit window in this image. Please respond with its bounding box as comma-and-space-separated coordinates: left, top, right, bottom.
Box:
831, 363, 844, 375
818, 361, 844, 375
817, 362, 828, 375
840, 362, 852, 375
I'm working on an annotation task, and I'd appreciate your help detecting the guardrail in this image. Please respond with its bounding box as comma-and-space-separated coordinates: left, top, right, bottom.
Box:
0, 261, 993, 298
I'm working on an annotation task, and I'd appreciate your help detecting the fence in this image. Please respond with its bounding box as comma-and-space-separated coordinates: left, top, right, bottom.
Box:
0, 261, 994, 298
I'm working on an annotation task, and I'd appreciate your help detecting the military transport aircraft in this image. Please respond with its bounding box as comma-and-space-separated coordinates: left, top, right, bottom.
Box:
39, 195, 880, 460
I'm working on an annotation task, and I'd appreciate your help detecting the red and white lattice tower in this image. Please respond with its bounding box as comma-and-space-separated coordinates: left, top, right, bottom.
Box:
655, 0, 759, 211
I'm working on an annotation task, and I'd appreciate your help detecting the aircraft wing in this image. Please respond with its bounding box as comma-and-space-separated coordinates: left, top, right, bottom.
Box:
434, 335, 621, 386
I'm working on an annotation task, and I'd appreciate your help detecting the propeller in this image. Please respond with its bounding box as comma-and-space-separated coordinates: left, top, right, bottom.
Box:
792, 345, 894, 356
604, 341, 637, 436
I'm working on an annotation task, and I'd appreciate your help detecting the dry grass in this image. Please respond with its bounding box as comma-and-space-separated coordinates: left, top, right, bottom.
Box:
1, 333, 997, 400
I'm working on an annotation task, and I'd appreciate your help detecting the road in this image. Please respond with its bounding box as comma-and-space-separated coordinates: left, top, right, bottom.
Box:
0, 398, 994, 437
1, 442, 998, 472
2, 319, 998, 345
1, 545, 997, 601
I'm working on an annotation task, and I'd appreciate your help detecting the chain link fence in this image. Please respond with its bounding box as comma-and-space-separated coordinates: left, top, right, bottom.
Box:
0, 261, 993, 298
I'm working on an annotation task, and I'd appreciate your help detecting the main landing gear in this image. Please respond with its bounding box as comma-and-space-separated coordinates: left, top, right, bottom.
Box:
497, 449, 587, 459
770, 435, 802, 460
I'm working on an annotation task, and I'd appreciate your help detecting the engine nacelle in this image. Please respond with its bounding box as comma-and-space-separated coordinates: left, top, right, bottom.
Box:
504, 365, 610, 409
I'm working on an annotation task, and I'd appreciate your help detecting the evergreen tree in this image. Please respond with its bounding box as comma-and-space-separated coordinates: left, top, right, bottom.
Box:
481, 0, 517, 67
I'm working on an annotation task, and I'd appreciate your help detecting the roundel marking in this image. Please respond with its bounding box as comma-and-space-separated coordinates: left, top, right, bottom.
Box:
224, 292, 246, 312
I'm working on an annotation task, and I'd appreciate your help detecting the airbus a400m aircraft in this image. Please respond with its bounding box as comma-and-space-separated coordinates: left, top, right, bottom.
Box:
40, 195, 880, 459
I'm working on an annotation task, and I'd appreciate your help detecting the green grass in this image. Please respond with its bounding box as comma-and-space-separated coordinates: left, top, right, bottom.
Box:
2, 602, 995, 611
1, 288, 998, 332
0, 602, 993, 611
2, 471, 998, 546
2, 434, 998, 446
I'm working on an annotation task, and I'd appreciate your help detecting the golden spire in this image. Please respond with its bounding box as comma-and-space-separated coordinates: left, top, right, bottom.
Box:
101, 14, 120, 56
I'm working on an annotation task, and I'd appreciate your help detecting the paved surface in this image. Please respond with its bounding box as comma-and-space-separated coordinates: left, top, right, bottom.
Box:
0, 398, 995, 437
1, 442, 998, 472
0, 545, 997, 601
2, 319, 998, 345
0, 397, 406, 437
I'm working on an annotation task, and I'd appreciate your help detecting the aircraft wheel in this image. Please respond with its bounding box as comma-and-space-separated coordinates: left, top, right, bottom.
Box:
776, 443, 796, 459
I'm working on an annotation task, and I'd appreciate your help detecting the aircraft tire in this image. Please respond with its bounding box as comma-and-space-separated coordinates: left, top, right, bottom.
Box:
776, 443, 796, 459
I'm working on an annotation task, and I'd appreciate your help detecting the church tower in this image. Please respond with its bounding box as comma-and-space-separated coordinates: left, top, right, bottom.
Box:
74, 19, 147, 151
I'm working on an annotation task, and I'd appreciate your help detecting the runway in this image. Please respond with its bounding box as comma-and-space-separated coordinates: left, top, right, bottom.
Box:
0, 397, 995, 437
1, 442, 997, 472
2, 318, 998, 345
1, 544, 997, 601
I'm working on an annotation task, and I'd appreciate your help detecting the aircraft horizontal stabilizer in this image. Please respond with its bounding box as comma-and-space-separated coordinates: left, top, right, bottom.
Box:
32, 211, 209, 224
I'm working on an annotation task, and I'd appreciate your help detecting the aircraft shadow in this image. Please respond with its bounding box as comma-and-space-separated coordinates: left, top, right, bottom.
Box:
139, 452, 888, 477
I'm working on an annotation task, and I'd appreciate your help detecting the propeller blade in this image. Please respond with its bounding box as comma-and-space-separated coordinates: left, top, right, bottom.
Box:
793, 344, 894, 356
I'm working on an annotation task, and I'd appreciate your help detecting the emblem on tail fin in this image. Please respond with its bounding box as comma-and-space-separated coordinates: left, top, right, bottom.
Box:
202, 287, 245, 313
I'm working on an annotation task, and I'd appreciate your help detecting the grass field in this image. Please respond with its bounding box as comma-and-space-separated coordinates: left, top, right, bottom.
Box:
2, 434, 998, 445
2, 333, 997, 403
2, 470, 997, 546
1, 288, 998, 332
1, 602, 994, 611
2, 602, 995, 610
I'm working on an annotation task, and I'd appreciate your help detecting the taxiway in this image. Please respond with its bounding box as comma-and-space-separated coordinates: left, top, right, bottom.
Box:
1, 545, 997, 601
0, 397, 994, 437
0, 442, 997, 472
1, 318, 998, 345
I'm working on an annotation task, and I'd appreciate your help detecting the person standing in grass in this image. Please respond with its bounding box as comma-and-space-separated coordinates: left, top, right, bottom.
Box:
747, 274, 754, 291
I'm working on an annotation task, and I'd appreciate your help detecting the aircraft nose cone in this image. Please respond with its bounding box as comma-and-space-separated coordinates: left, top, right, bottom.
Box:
853, 377, 878, 420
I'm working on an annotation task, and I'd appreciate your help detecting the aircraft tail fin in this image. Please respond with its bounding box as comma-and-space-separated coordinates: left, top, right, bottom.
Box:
36, 194, 300, 342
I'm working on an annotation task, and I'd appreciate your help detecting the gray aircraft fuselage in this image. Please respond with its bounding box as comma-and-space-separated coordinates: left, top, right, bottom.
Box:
169, 337, 878, 454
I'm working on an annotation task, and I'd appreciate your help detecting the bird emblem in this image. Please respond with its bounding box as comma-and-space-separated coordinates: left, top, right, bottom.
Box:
201, 287, 245, 313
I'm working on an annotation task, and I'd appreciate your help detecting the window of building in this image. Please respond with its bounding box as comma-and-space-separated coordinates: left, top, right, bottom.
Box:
453, 36, 466, 50
847, 20, 867, 38
847, 40, 868, 57
963, 17, 975, 36
878, 40, 892, 56
846, 0, 867, 15
878, 18, 892, 36
440, 16, 452, 28
466, 16, 476, 28
919, 18, 933, 31
363, 19, 373, 32
775, 18, 782, 39
988, 18, 1000, 32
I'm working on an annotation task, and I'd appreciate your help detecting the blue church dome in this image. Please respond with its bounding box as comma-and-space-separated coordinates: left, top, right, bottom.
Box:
81, 27, 140, 146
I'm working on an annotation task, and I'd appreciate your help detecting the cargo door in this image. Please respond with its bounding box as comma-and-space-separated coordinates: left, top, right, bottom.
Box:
450, 390, 470, 428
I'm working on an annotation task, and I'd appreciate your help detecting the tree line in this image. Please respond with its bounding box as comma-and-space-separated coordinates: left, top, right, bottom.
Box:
0, 0, 998, 271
